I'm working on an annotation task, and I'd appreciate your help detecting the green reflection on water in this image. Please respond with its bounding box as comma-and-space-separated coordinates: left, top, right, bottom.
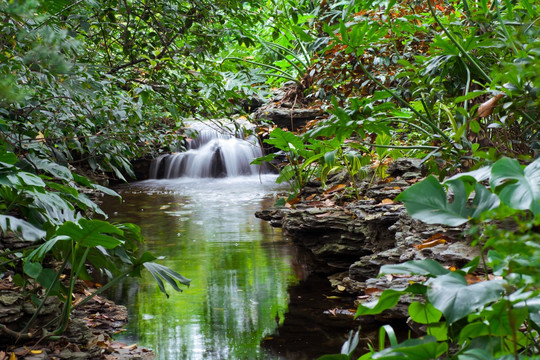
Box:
102, 176, 297, 360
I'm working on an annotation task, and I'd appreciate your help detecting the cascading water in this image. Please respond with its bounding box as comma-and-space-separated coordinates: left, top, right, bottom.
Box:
150, 122, 265, 179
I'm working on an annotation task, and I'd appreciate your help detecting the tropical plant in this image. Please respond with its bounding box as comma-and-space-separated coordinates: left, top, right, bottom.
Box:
319, 156, 540, 359
0, 150, 191, 340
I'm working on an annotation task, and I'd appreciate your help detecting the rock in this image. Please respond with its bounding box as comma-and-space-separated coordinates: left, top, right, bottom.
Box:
387, 158, 425, 177
254, 106, 323, 131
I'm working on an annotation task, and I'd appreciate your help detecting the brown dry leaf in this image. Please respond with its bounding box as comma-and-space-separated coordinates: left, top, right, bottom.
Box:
364, 287, 383, 295
415, 239, 447, 250
415, 233, 451, 250
393, 186, 401, 190
379, 198, 394, 205
287, 196, 301, 206
305, 193, 317, 201
478, 94, 504, 118
384, 177, 394, 183
122, 344, 138, 351
0, 352, 5, 360
465, 274, 485, 285
35, 131, 45, 143
323, 183, 346, 195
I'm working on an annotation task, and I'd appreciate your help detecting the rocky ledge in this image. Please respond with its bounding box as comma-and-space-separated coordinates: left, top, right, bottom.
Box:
256, 158, 478, 321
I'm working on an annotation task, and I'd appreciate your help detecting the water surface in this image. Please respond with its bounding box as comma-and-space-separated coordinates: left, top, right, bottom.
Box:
101, 175, 299, 360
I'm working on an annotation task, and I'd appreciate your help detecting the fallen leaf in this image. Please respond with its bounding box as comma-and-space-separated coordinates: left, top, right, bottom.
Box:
465, 274, 485, 284
337, 285, 346, 292
287, 196, 301, 206
415, 239, 447, 250
305, 193, 317, 201
323, 183, 346, 195
379, 198, 394, 205
29, 350, 43, 355
478, 93, 504, 118
414, 233, 452, 250
364, 287, 383, 295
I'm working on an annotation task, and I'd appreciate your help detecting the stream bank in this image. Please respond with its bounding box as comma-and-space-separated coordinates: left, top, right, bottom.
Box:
255, 158, 478, 324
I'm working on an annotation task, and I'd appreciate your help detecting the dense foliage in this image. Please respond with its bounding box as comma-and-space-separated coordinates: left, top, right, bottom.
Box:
0, 0, 264, 343
0, 0, 538, 357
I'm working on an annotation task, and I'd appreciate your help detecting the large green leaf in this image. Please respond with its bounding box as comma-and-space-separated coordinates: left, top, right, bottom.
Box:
396, 175, 499, 226
489, 157, 540, 215
457, 348, 495, 360
0, 215, 46, 241
426, 272, 506, 324
265, 127, 304, 152
56, 219, 123, 249
380, 259, 450, 276
408, 301, 442, 324
355, 289, 403, 317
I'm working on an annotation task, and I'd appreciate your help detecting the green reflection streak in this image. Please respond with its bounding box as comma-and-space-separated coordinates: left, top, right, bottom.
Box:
103, 180, 296, 360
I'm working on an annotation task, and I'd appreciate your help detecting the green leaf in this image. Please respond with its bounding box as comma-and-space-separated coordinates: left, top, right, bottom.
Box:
426, 321, 448, 341
408, 301, 442, 324
27, 235, 70, 262
379, 324, 398, 350
396, 175, 499, 226
0, 152, 18, 165
426, 273, 506, 324
24, 261, 42, 279
90, 183, 120, 198
458, 322, 490, 344
456, 348, 494, 360
143, 262, 191, 298
37, 268, 60, 291
341, 330, 360, 356
489, 157, 540, 215
454, 90, 486, 103
372, 336, 447, 360
317, 355, 350, 360
265, 127, 304, 152
24, 155, 73, 181
380, 259, 450, 276
0, 215, 46, 241
355, 289, 403, 317
17, 172, 46, 187
57, 219, 123, 249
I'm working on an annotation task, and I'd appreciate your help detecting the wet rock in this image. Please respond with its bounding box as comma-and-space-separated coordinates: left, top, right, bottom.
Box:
254, 106, 323, 131
387, 158, 425, 177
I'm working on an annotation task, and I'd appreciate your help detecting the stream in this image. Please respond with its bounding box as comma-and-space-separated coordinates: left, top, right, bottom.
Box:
100, 175, 356, 360
99, 122, 356, 359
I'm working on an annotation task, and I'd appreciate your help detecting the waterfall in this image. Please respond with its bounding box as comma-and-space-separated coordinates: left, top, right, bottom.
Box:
150, 122, 265, 179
